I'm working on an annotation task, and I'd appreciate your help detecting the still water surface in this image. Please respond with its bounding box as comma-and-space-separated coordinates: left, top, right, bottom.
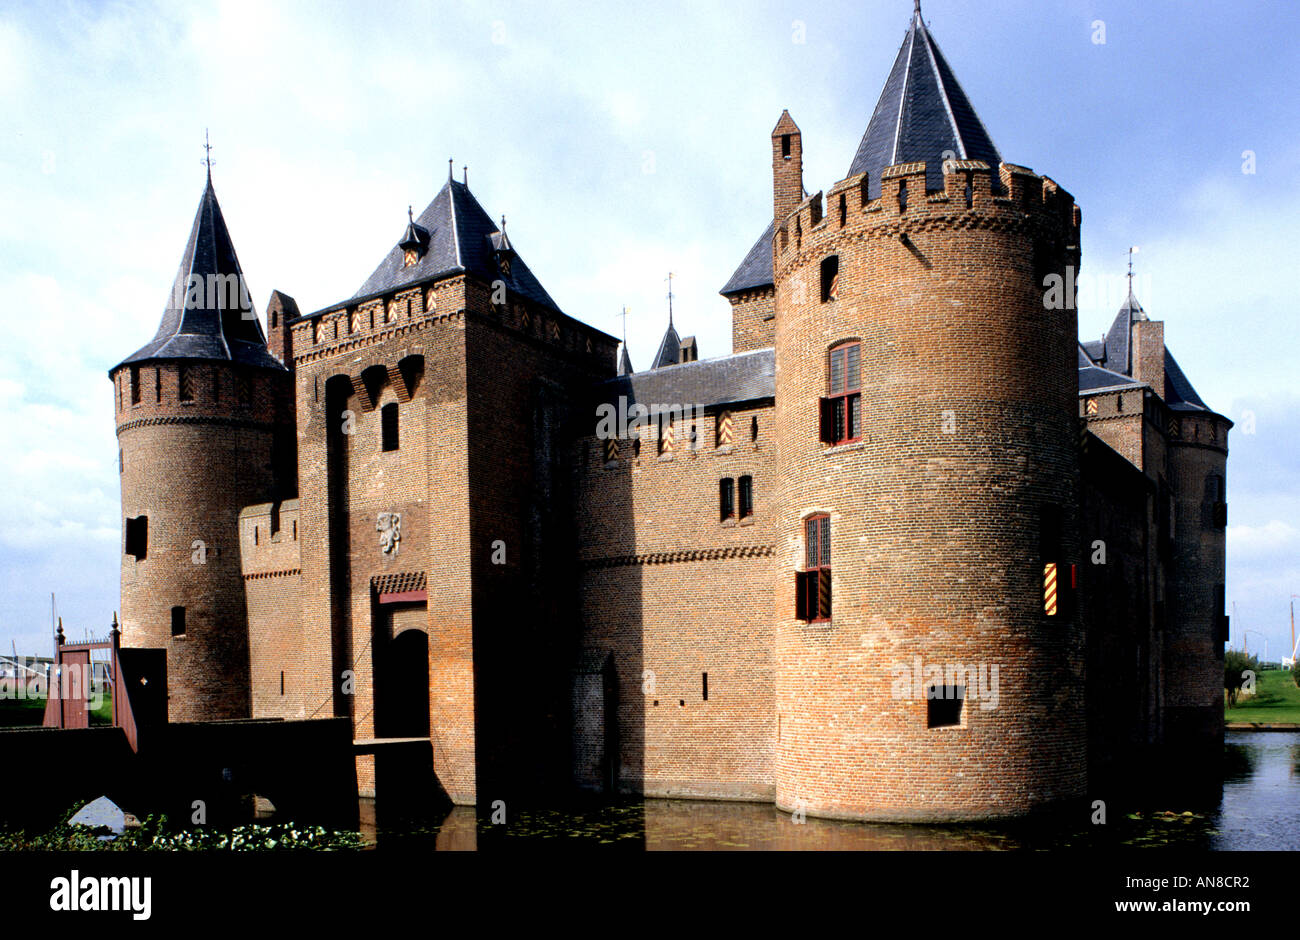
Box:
360, 731, 1300, 850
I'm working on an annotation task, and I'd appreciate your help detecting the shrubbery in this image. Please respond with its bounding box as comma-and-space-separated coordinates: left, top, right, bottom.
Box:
0, 806, 365, 851
1224, 649, 1260, 706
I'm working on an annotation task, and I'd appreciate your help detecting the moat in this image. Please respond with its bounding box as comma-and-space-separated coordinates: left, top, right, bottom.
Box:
359, 731, 1300, 851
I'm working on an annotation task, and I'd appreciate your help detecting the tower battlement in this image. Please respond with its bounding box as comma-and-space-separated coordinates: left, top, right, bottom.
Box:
775, 161, 1080, 273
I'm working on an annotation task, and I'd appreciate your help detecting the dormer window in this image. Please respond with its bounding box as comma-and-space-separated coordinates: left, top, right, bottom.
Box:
492, 215, 515, 278
398, 206, 429, 269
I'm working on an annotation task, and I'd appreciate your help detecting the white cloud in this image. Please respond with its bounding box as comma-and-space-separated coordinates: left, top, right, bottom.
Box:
1228, 520, 1300, 561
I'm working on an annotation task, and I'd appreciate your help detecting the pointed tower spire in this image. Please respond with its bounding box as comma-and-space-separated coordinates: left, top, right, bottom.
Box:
616, 305, 633, 375
652, 276, 682, 370
113, 173, 281, 373
848, 5, 1001, 200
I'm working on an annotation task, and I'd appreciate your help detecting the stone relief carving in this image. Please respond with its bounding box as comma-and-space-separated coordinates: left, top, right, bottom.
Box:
377, 512, 401, 555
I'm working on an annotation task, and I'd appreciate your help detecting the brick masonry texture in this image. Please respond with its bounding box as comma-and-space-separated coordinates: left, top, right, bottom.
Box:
114, 125, 1227, 822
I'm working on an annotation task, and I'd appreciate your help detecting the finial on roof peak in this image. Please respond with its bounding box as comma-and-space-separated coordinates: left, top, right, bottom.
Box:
913, 0, 922, 22
408, 205, 414, 224
448, 158, 453, 181
202, 128, 214, 183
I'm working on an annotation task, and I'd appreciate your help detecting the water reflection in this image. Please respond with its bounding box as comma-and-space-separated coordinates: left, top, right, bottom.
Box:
360, 731, 1299, 851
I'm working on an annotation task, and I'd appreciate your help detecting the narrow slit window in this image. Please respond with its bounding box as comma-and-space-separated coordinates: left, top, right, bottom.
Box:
739, 475, 753, 519
702, 672, 708, 701
781, 134, 791, 158
719, 477, 735, 521
170, 605, 186, 638
381, 402, 399, 451
820, 255, 839, 303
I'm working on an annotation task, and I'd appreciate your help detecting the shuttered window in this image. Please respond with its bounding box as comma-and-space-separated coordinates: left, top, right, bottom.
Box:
820, 342, 861, 445
797, 514, 832, 622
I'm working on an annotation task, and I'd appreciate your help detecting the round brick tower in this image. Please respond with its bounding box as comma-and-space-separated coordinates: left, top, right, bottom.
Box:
1164, 406, 1231, 756
770, 6, 1088, 821
110, 171, 294, 722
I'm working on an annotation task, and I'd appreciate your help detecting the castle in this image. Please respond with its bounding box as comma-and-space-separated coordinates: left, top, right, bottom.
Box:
109, 4, 1229, 822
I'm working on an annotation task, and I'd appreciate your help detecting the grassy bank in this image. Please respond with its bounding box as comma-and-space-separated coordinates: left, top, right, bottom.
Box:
0, 690, 113, 727
1225, 668, 1300, 724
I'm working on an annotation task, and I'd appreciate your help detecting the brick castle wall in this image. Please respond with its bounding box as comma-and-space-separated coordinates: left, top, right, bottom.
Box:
241, 499, 304, 720
577, 400, 776, 800
729, 288, 775, 354
1164, 415, 1229, 751
113, 358, 292, 722
771, 158, 1088, 821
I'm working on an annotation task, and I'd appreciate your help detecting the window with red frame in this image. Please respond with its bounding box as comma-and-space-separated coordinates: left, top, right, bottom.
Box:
819, 342, 861, 446
796, 514, 832, 622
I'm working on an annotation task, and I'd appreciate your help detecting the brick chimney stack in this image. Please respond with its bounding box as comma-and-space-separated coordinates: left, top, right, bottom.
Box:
772, 110, 803, 225
1132, 319, 1165, 397
265, 290, 299, 368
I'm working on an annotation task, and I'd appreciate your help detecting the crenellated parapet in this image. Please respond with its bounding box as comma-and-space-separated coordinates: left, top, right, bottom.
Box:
774, 161, 1080, 285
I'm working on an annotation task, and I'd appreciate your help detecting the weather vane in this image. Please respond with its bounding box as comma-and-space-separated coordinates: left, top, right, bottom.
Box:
665, 272, 675, 326
202, 129, 215, 178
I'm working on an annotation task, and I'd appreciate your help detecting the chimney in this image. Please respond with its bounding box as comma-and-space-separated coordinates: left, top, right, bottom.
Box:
265, 291, 299, 369
1131, 319, 1165, 400
772, 110, 803, 225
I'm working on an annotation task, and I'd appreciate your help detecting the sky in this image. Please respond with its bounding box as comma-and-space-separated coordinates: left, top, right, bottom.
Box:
1, 0, 1297, 661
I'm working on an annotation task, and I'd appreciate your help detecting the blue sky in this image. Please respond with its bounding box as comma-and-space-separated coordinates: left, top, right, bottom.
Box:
1, 0, 1297, 660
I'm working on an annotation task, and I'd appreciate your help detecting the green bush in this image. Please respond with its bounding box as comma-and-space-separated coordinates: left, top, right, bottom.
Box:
1224, 649, 1260, 706
0, 805, 365, 851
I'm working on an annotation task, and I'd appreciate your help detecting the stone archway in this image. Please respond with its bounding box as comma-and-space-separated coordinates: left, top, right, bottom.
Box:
373, 619, 429, 739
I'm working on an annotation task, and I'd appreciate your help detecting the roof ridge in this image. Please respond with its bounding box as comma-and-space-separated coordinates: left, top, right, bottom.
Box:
448, 179, 462, 268
890, 24, 917, 166
918, 23, 964, 159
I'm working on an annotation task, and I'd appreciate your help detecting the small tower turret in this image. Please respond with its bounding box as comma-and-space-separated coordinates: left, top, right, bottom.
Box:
109, 167, 295, 722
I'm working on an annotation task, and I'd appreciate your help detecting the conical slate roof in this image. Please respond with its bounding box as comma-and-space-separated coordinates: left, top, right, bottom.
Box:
115, 174, 282, 372
721, 4, 999, 296
848, 3, 1001, 200
1097, 287, 1212, 413
1100, 287, 1147, 375
354, 177, 560, 312
651, 319, 681, 369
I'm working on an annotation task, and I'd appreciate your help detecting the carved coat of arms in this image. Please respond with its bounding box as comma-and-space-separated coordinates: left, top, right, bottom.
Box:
377, 512, 401, 555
